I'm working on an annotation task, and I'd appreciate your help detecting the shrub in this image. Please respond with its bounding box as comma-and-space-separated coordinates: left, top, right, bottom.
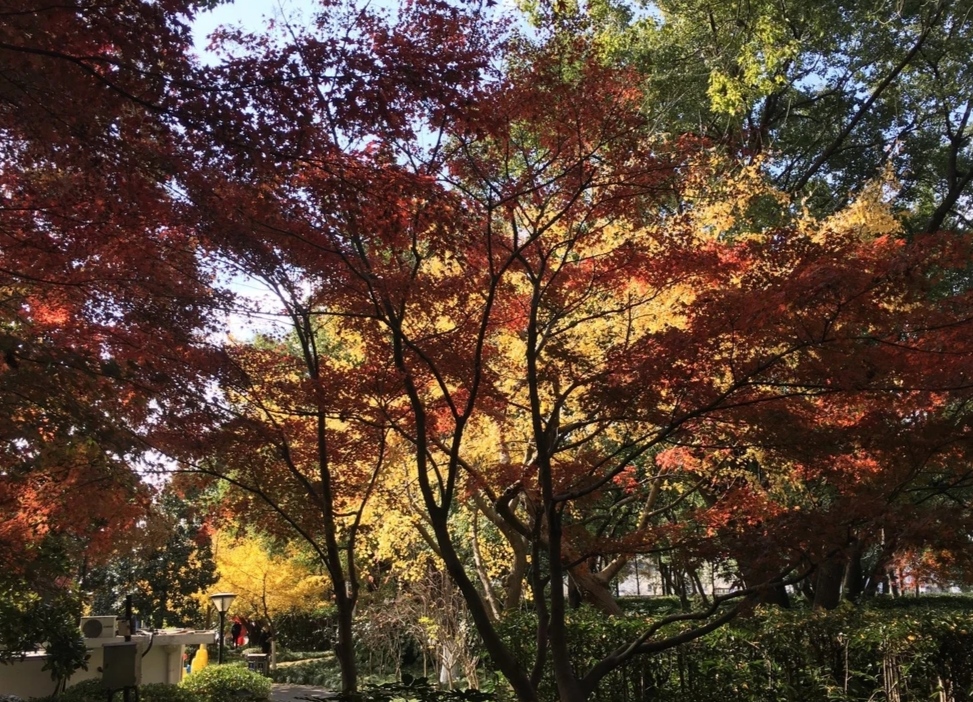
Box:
36, 672, 251, 702
272, 608, 336, 652
50, 679, 194, 702
268, 655, 341, 688
39, 679, 102, 702
331, 675, 496, 702
272, 650, 333, 664
137, 684, 197, 702
0, 578, 88, 689
491, 598, 973, 702
180, 665, 272, 702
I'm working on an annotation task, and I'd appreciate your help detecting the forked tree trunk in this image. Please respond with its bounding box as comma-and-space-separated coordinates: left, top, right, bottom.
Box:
565, 561, 624, 615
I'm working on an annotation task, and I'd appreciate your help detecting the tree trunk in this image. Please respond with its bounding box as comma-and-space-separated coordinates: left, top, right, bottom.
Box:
660, 562, 673, 596
567, 577, 584, 609
843, 540, 865, 602
813, 554, 846, 610
431, 512, 538, 702
738, 562, 790, 608
471, 512, 502, 620
799, 574, 815, 603
544, 504, 587, 702
689, 568, 708, 603
515, 506, 624, 616
564, 560, 624, 615
504, 543, 528, 611
333, 585, 357, 694
473, 490, 528, 611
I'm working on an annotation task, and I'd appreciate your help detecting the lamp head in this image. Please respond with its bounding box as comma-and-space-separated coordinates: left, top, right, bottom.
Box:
210, 592, 236, 613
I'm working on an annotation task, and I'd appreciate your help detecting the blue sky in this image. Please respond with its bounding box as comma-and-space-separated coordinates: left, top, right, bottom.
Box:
191, 0, 519, 56
191, 0, 316, 57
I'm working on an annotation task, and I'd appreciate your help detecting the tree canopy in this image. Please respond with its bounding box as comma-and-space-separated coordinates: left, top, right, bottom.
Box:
6, 1, 973, 701
565, 0, 973, 233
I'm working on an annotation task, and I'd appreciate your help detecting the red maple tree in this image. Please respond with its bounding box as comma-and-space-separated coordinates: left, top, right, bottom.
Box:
187, 16, 973, 698
0, 0, 222, 579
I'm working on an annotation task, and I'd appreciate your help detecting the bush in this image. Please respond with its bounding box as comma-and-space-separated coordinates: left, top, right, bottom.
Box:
36, 673, 256, 702
332, 675, 496, 702
32, 679, 170, 702
39, 679, 102, 702
51, 679, 195, 702
180, 665, 272, 702
269, 655, 341, 688
273, 608, 336, 652
273, 650, 333, 664
138, 684, 197, 702
0, 583, 88, 691
491, 598, 973, 702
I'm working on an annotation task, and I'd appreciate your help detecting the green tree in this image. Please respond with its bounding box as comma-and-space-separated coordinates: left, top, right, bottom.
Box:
0, 540, 88, 693
85, 488, 218, 628
547, 0, 973, 232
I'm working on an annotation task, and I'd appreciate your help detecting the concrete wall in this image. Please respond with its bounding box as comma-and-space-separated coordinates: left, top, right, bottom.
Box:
0, 632, 215, 699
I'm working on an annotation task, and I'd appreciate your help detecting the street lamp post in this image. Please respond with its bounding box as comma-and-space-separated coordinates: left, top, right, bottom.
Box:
209, 592, 236, 665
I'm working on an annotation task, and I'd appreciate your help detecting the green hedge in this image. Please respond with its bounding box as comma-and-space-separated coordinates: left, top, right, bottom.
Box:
34, 680, 195, 702
269, 655, 341, 688
179, 665, 272, 702
492, 599, 973, 701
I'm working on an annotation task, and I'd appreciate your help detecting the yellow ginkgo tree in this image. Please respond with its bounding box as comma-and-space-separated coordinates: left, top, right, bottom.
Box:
202, 530, 328, 641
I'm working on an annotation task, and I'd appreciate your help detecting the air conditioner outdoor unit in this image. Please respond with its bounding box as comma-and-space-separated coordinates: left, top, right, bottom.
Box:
80, 616, 117, 639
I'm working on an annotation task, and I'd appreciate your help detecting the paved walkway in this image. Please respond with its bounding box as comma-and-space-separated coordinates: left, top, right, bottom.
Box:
270, 683, 336, 702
